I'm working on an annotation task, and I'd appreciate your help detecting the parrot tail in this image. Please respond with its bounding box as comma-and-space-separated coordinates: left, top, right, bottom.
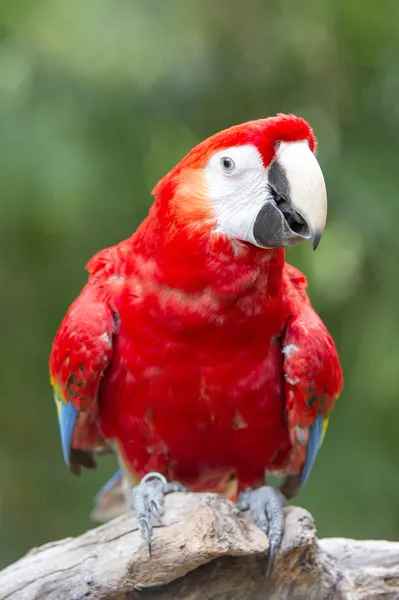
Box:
91, 470, 129, 522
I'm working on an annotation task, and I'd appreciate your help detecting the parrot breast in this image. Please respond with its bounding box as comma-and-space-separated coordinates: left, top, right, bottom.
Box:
98, 264, 292, 493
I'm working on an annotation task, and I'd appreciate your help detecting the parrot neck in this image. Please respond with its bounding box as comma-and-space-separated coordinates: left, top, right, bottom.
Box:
133, 209, 285, 300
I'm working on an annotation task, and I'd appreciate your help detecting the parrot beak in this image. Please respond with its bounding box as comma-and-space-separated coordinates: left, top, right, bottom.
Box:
253, 140, 327, 250
55, 398, 79, 468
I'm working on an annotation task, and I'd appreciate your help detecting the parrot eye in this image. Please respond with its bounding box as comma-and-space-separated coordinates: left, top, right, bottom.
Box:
220, 156, 235, 173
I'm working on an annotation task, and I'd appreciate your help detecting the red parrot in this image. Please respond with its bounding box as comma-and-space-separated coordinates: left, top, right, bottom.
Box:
50, 114, 343, 570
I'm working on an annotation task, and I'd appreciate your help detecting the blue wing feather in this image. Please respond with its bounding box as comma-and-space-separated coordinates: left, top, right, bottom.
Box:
95, 470, 123, 500
56, 399, 79, 467
301, 413, 324, 488
91, 470, 127, 522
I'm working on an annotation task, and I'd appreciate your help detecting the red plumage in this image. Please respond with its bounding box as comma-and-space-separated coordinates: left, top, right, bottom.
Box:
50, 114, 343, 496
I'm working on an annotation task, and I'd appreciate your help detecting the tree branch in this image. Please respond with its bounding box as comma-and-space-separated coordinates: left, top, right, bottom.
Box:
1, 493, 398, 599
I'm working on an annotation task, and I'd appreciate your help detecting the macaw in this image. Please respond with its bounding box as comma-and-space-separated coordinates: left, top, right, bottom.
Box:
50, 114, 343, 571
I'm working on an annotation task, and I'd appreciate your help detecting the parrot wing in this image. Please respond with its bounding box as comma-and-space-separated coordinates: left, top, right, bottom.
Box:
50, 283, 118, 474
282, 264, 343, 489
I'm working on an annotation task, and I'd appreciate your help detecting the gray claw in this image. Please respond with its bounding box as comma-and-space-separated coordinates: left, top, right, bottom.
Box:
139, 517, 152, 555
236, 489, 250, 512
164, 481, 188, 494
130, 472, 187, 554
237, 486, 286, 574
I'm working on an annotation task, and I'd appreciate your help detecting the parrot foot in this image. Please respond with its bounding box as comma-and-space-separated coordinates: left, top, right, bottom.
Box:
130, 472, 187, 555
237, 486, 286, 575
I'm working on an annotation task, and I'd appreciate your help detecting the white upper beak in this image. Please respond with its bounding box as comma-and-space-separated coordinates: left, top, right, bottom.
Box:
276, 140, 327, 248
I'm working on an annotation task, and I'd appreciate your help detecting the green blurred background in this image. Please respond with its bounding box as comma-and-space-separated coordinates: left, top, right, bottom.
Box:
1, 0, 399, 569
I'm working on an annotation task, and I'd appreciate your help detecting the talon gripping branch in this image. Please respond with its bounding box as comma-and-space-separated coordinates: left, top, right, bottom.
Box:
50, 114, 343, 570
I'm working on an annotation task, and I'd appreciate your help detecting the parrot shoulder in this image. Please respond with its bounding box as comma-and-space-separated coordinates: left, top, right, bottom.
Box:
86, 239, 134, 281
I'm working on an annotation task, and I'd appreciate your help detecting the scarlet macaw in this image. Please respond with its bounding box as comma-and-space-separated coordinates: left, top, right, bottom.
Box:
50, 114, 343, 571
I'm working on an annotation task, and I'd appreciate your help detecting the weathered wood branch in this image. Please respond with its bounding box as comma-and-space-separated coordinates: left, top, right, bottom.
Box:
1, 493, 398, 599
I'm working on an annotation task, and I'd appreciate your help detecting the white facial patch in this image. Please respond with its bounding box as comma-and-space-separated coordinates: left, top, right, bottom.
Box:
203, 145, 270, 244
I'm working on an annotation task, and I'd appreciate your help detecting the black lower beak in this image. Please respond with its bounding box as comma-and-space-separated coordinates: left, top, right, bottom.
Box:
274, 196, 310, 238
275, 196, 321, 250
253, 198, 311, 249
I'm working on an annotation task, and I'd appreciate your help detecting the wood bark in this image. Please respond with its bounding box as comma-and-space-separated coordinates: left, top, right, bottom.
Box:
1, 492, 398, 599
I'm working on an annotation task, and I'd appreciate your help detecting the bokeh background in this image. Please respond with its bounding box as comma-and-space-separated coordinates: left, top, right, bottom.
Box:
1, 0, 399, 569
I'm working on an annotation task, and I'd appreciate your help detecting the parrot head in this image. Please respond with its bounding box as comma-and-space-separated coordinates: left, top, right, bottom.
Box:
153, 114, 326, 251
